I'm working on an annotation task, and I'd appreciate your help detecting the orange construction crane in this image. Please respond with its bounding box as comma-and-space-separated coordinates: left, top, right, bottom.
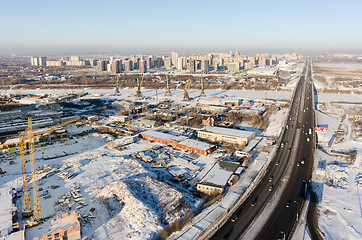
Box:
19, 132, 32, 217
27, 117, 42, 222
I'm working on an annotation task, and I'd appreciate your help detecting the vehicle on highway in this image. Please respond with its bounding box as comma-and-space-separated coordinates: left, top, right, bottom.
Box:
231, 209, 243, 222
286, 200, 291, 208
269, 176, 274, 182
288, 147, 292, 151
269, 185, 274, 191
297, 161, 300, 167
307, 137, 310, 142
281, 142, 284, 148
301, 159, 305, 164
223, 226, 234, 240
286, 124, 289, 129
309, 128, 312, 135
251, 196, 259, 207
276, 161, 280, 166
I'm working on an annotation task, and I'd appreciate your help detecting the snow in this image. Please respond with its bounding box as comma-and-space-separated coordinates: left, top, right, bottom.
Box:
317, 63, 362, 71
178, 139, 215, 151
201, 126, 255, 139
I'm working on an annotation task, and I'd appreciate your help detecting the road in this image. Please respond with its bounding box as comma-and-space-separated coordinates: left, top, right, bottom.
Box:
210, 61, 315, 240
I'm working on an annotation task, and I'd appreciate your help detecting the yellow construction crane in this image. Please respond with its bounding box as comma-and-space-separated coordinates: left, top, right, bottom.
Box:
33, 116, 81, 137
183, 79, 192, 101
19, 132, 32, 217
115, 74, 120, 95
136, 75, 144, 99
18, 116, 80, 223
27, 117, 42, 222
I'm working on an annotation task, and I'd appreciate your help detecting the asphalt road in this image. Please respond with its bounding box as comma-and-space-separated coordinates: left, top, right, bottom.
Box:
210, 62, 315, 240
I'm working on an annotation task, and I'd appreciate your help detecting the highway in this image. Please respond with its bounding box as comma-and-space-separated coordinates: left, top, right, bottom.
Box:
210, 61, 315, 240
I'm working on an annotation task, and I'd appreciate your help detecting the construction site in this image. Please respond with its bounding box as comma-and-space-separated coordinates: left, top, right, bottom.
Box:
0, 72, 294, 239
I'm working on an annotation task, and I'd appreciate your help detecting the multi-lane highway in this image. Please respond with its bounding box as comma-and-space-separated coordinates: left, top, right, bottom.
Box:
210, 61, 315, 240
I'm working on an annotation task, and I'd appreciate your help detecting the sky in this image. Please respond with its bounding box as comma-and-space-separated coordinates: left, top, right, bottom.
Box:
0, 0, 361, 55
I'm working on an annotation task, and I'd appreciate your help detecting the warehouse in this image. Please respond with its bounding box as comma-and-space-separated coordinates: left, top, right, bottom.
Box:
178, 139, 216, 156
140, 130, 187, 146
0, 110, 22, 122
197, 126, 255, 145
197, 161, 240, 195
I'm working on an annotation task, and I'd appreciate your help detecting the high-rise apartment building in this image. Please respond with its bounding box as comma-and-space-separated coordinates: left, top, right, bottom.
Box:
171, 52, 178, 67
31, 56, 47, 66
139, 60, 147, 73
97, 60, 106, 72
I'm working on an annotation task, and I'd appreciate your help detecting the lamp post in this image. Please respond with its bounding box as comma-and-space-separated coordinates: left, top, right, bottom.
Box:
294, 200, 299, 222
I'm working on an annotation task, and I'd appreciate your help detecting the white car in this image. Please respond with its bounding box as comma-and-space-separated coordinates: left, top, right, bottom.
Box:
307, 137, 310, 142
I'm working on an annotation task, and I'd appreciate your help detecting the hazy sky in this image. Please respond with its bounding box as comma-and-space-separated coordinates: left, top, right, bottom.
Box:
1, 0, 361, 55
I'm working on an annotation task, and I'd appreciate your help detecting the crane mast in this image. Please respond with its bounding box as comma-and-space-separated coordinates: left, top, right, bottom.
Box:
19, 132, 32, 216
27, 117, 42, 222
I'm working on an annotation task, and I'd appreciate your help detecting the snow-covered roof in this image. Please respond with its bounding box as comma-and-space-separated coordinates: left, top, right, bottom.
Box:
178, 139, 215, 151
141, 129, 187, 142
199, 160, 239, 187
200, 126, 255, 139
242, 137, 262, 153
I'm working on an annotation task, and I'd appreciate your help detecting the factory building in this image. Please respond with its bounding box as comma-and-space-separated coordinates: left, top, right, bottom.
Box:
141, 130, 216, 155
0, 110, 22, 122
197, 126, 255, 145
197, 160, 240, 195
177, 139, 216, 156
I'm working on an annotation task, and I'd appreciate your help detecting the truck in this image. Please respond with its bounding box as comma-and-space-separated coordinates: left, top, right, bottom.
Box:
309, 128, 312, 135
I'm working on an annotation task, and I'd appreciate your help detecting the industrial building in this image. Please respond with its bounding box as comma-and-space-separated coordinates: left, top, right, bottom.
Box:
178, 139, 216, 156
0, 110, 22, 122
197, 126, 255, 145
197, 161, 240, 195
141, 130, 216, 155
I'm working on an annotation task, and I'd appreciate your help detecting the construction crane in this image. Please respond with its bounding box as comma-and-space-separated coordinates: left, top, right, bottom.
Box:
115, 74, 120, 95
183, 79, 192, 101
19, 132, 32, 217
136, 75, 144, 99
200, 77, 206, 97
28, 118, 42, 222
165, 76, 172, 97
33, 116, 81, 137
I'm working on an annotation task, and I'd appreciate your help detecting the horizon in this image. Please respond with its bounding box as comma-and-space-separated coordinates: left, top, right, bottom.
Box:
1, 0, 362, 56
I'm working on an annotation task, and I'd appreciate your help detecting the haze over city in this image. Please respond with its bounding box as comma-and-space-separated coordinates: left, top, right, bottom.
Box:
1, 0, 362, 55
0, 1, 362, 240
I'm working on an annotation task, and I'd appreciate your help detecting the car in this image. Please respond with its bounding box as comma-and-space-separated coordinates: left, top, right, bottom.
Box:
286, 200, 291, 208
269, 176, 274, 182
286, 124, 289, 129
301, 159, 305, 164
307, 137, 310, 142
269, 185, 274, 191
276, 161, 280, 166
281, 142, 284, 148
231, 209, 243, 222
288, 147, 292, 151
297, 162, 300, 167
251, 196, 259, 207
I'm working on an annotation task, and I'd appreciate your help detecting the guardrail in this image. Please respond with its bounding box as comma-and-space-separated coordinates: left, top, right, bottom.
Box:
193, 63, 308, 240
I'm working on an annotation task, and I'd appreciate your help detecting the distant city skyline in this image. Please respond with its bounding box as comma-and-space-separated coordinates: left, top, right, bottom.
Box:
1, 0, 362, 55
